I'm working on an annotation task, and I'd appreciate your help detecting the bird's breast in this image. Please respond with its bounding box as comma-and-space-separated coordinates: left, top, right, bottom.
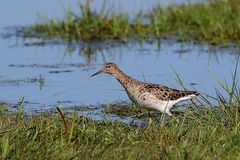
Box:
125, 89, 164, 110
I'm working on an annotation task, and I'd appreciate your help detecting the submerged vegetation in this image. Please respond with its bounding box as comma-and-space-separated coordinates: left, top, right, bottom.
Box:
0, 65, 239, 159
18, 0, 240, 45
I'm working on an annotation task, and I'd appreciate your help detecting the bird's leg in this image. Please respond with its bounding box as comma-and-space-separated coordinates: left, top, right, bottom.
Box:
166, 110, 172, 116
148, 111, 153, 125
165, 104, 172, 117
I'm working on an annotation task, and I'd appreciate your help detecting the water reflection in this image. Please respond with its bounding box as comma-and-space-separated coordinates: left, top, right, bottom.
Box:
0, 34, 239, 113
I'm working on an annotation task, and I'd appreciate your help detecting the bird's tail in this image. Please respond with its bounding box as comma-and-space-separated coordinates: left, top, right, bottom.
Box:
186, 91, 199, 96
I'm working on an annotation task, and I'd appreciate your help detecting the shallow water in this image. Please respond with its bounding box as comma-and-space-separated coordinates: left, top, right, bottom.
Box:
0, 37, 239, 110
0, 0, 239, 113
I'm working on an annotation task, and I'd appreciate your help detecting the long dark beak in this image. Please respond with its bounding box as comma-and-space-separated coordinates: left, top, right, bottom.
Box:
91, 70, 103, 77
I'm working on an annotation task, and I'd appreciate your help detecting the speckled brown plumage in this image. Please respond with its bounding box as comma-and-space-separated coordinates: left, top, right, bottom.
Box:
141, 84, 198, 101
91, 62, 199, 116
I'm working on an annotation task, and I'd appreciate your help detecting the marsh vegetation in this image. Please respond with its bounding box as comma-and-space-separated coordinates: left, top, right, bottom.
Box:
18, 0, 240, 45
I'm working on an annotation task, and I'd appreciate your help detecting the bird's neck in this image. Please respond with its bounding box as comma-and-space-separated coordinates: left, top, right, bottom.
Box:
112, 68, 139, 88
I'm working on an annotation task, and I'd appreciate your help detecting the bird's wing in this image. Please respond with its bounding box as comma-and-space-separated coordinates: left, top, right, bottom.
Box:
142, 83, 197, 101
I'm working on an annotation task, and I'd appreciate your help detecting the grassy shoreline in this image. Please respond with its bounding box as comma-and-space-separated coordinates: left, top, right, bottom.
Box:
17, 0, 240, 45
0, 102, 240, 159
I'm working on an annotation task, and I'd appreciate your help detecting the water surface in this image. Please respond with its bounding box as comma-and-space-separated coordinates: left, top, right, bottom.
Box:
0, 0, 239, 113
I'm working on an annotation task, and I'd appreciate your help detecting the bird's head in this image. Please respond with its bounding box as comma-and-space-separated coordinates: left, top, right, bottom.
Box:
91, 63, 118, 77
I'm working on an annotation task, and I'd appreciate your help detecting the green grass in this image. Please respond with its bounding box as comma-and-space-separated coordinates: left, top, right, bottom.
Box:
17, 0, 240, 45
0, 102, 239, 159
149, 0, 240, 44
0, 67, 239, 159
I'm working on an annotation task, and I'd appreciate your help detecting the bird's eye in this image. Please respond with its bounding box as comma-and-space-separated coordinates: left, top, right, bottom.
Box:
106, 65, 111, 68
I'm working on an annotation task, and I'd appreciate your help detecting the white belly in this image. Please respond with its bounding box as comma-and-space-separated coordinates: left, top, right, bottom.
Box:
128, 92, 170, 112
128, 92, 196, 113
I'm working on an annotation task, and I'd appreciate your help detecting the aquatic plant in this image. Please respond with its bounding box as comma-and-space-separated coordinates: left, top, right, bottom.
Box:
17, 0, 240, 45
